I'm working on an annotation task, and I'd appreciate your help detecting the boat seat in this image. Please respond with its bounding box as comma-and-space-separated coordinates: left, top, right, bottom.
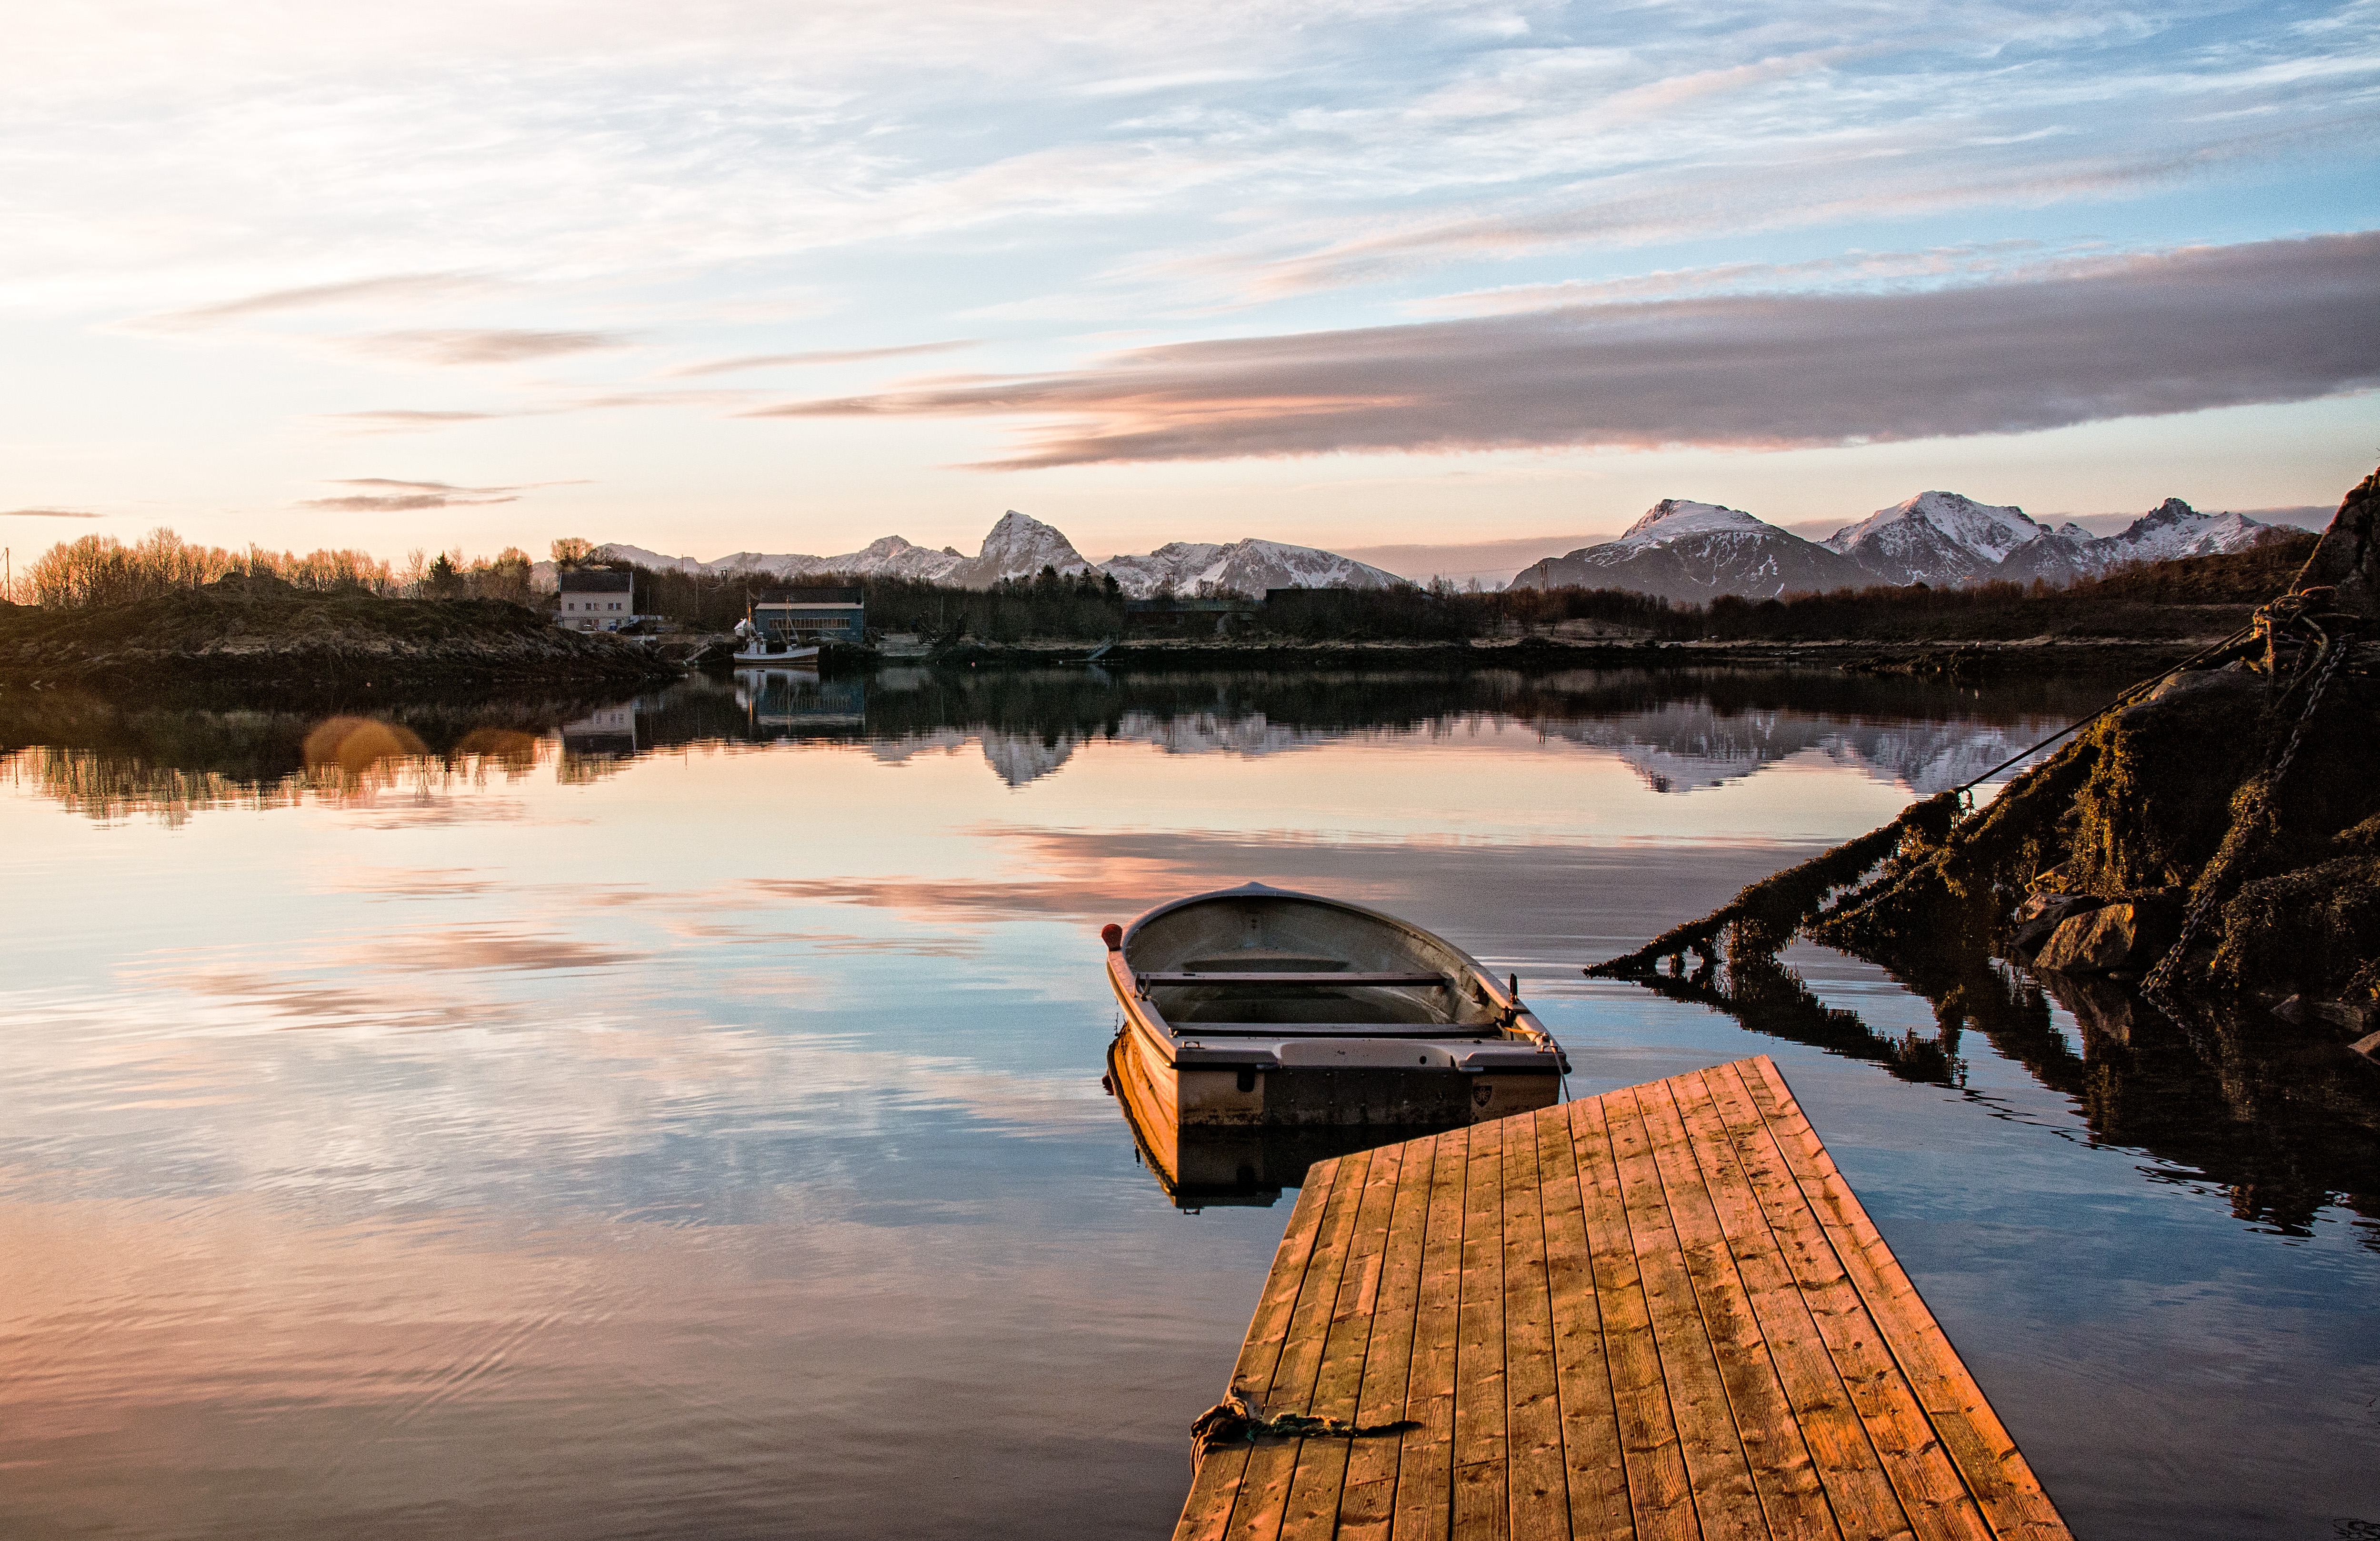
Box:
1168, 1022, 1477, 1037
1139, 971, 1450, 987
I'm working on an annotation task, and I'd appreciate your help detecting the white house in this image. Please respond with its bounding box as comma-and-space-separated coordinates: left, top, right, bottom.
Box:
557, 570, 637, 631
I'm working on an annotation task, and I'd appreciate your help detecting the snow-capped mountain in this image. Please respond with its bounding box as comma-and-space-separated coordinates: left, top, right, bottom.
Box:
2080, 498, 2289, 568
1825, 491, 2051, 586
597, 534, 970, 583
1829, 492, 2288, 587
1098, 538, 1400, 599
572, 511, 1389, 595
581, 511, 1085, 590
941, 510, 1093, 587
1506, 499, 1863, 602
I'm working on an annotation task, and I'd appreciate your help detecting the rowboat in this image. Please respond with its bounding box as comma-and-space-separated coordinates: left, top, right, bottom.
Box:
1101, 883, 1568, 1199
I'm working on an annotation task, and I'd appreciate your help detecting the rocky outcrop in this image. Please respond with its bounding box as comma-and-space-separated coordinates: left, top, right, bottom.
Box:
2022, 894, 2180, 975
1774, 464, 2380, 1022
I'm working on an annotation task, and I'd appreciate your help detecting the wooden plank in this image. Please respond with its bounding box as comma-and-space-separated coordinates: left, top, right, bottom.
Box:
1224, 1145, 1379, 1541
1668, 1066, 1925, 1541
1450, 1119, 1510, 1541
1570, 1093, 1697, 1541
1178, 1156, 1348, 1541
1279, 1143, 1411, 1541
1636, 1077, 1838, 1539
1501, 1108, 1569, 1541
1392, 1127, 1474, 1541
1606, 1083, 1764, 1540
1700, 1062, 1993, 1541
1178, 1056, 2072, 1541
1738, 1058, 2071, 1541
1535, 1102, 1631, 1541
1339, 1134, 1441, 1541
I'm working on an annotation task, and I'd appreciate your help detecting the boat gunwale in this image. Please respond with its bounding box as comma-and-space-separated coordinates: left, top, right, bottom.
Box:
1105, 883, 1566, 1070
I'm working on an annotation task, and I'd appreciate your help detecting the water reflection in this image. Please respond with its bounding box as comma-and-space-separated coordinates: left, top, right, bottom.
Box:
3, 664, 2108, 817
3, 663, 2375, 1541
1634, 921, 2380, 1243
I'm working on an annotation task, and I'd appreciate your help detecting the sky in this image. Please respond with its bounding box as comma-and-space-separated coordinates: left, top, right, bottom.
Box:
2, 0, 2376, 580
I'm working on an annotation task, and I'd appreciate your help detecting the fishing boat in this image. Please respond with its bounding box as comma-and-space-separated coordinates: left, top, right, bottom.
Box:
730, 616, 821, 663
1102, 883, 1568, 1195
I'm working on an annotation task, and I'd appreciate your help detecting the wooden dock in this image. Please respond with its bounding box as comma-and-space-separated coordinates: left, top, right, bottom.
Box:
1176, 1055, 2071, 1541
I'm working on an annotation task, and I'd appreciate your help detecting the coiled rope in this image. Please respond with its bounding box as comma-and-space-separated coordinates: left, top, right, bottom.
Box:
1188, 1391, 1420, 1473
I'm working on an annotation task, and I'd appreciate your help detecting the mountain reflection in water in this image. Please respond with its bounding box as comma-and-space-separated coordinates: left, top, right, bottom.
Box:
5, 663, 2108, 813
1, 664, 2374, 1541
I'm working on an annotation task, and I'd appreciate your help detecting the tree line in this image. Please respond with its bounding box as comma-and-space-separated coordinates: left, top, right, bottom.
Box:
14, 524, 2302, 645
11, 529, 539, 608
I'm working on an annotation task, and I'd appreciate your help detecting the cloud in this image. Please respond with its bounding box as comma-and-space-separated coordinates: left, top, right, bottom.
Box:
1405, 242, 2058, 317
664, 340, 980, 378
301, 493, 518, 511
0, 507, 102, 518
131, 272, 497, 331
351, 330, 630, 366
320, 410, 508, 432
298, 476, 573, 511
1171, 112, 2380, 303
748, 232, 2380, 468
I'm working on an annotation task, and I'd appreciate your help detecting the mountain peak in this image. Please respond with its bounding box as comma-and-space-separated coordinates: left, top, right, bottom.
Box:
1615, 499, 1767, 547
1827, 491, 2041, 558
1097, 535, 1400, 598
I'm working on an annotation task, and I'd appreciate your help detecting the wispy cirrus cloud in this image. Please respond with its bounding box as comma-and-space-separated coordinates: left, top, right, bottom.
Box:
129, 272, 499, 331
349, 329, 631, 366
750, 232, 2380, 468
663, 340, 980, 378
320, 409, 509, 433
299, 477, 577, 512
1168, 110, 2380, 303
0, 507, 103, 519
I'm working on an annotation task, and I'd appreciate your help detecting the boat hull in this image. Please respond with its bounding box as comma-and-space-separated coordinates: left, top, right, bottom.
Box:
1102, 884, 1570, 1159
1112, 1009, 1561, 1129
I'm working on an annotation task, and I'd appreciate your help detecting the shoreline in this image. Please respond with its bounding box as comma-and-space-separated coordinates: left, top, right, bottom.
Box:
0, 591, 685, 694
830, 633, 2226, 677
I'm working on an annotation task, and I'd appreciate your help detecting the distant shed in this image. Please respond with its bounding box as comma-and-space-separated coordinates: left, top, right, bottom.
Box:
1124, 596, 1260, 636
752, 587, 866, 645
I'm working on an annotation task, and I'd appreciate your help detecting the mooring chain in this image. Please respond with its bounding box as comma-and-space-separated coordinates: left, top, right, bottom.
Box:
2144, 621, 2356, 997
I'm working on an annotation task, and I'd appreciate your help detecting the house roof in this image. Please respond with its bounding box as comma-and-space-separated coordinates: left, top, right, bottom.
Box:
559, 569, 634, 592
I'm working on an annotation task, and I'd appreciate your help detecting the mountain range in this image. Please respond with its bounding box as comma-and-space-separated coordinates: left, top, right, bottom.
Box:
1509, 491, 2291, 601
589, 511, 1401, 599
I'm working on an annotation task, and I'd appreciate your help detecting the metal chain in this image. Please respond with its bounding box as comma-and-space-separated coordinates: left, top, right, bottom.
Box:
2143, 627, 2355, 996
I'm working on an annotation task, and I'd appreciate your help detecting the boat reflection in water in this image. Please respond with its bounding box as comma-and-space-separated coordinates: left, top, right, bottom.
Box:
1101, 882, 1570, 1209
1103, 1054, 1436, 1209
733, 665, 865, 732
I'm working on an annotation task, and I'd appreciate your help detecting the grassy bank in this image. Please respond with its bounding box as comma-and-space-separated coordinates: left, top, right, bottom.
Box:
0, 586, 679, 691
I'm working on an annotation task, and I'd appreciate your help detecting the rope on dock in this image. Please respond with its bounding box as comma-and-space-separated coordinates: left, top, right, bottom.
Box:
1188, 1390, 1420, 1473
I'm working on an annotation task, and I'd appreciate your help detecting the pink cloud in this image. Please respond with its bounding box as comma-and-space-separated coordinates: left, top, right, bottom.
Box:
749, 232, 2380, 468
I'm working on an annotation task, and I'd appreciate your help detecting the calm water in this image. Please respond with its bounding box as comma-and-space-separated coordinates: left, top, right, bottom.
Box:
2, 667, 2374, 1541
